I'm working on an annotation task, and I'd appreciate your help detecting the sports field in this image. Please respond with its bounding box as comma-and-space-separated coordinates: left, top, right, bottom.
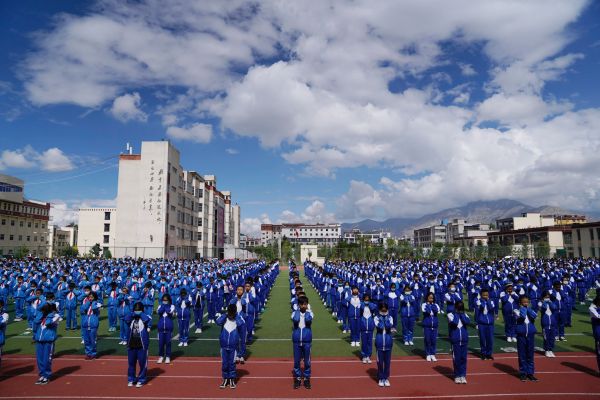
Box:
1, 267, 599, 400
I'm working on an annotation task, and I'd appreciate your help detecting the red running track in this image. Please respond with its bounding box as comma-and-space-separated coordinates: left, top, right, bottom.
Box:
0, 352, 598, 399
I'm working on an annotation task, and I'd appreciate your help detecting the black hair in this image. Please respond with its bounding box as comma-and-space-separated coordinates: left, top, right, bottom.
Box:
89, 291, 98, 301
455, 301, 465, 313
133, 302, 143, 312
161, 293, 172, 303
378, 302, 388, 311
480, 288, 489, 295
298, 296, 308, 306
227, 303, 237, 316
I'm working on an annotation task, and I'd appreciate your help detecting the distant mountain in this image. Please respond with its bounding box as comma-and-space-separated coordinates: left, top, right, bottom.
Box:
341, 199, 591, 236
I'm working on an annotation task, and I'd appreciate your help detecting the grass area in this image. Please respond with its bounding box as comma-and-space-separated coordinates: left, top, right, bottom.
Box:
2, 270, 597, 358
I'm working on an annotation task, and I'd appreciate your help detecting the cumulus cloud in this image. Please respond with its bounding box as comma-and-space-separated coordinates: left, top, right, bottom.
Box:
225, 148, 239, 155
50, 198, 116, 227
0, 146, 74, 172
241, 213, 271, 236
166, 123, 212, 143
109, 92, 147, 122
278, 200, 336, 224
17, 0, 599, 219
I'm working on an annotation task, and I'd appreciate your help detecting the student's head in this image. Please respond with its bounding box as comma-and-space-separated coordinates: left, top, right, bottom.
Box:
351, 286, 359, 296
110, 282, 117, 290
553, 281, 561, 290
89, 291, 98, 301
448, 283, 456, 292
404, 285, 412, 295
35, 288, 43, 296
46, 293, 55, 302
455, 301, 465, 313
245, 282, 252, 293
378, 302, 389, 316
84, 285, 92, 296
121, 286, 129, 294
363, 293, 371, 304
519, 295, 529, 307
227, 303, 237, 320
426, 292, 435, 303
236, 286, 244, 297
480, 289, 489, 301
505, 284, 513, 293
180, 289, 187, 297
133, 302, 143, 316
298, 296, 309, 313
542, 291, 551, 302
161, 294, 172, 304
390, 283, 396, 292
40, 302, 52, 316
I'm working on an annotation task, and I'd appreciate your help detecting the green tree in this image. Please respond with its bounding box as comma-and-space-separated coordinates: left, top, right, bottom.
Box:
102, 247, 112, 259
534, 241, 550, 259
14, 246, 29, 259
60, 245, 79, 257
90, 243, 101, 258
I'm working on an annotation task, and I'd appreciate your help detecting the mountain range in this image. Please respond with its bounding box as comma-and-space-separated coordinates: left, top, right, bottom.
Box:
340, 199, 598, 236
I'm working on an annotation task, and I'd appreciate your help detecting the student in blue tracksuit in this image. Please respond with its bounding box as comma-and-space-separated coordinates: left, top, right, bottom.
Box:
589, 295, 600, 374
64, 283, 79, 330
422, 292, 440, 362
81, 291, 102, 359
176, 289, 191, 347
549, 281, 568, 341
475, 289, 496, 360
141, 282, 155, 317
156, 293, 175, 364
400, 285, 417, 345
292, 296, 313, 389
500, 283, 519, 342
386, 283, 400, 333
374, 302, 394, 387
230, 285, 248, 363
0, 299, 8, 368
126, 302, 152, 387
34, 302, 59, 384
448, 301, 470, 384
347, 286, 362, 347
360, 293, 376, 364
117, 287, 132, 345
106, 282, 119, 332
217, 303, 245, 389
514, 295, 538, 382
192, 282, 205, 334
539, 291, 557, 358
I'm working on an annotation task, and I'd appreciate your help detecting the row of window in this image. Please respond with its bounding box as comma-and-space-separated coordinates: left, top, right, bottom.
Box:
1, 201, 48, 216
0, 234, 46, 242
575, 228, 600, 242
1, 219, 46, 229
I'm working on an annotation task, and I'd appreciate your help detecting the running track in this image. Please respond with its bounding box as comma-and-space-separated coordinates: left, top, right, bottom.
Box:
0, 352, 598, 399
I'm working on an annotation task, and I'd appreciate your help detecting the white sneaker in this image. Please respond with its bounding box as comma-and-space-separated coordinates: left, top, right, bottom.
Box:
409, 341, 414, 345
378, 380, 384, 387
404, 341, 409, 345
183, 342, 188, 347
195, 329, 201, 334
367, 357, 372, 364
178, 342, 183, 347
136, 382, 143, 388
550, 351, 556, 357
461, 377, 467, 384
426, 355, 432, 362
455, 377, 461, 384
362, 357, 367, 364
545, 351, 551, 357
128, 382, 133, 387
81, 340, 85, 344
165, 357, 171, 364
157, 357, 164, 364
384, 379, 390, 387
431, 355, 437, 362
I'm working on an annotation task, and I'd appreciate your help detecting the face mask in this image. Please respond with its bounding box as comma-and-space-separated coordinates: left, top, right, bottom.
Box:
365, 301, 370, 304
85, 291, 90, 295
380, 311, 389, 316
405, 291, 412, 296
162, 301, 169, 305
544, 298, 550, 302
134, 310, 142, 315
450, 288, 456, 292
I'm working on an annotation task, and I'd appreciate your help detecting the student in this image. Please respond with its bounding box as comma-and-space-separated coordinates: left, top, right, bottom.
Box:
374, 302, 394, 387
33, 302, 59, 385
141, 282, 155, 317
514, 295, 538, 382
386, 283, 400, 333
64, 283, 79, 330
422, 292, 440, 362
243, 281, 257, 342
347, 286, 362, 347
360, 293, 376, 363
500, 283, 519, 342
292, 295, 313, 389
126, 302, 152, 388
549, 281, 568, 341
0, 299, 8, 368
80, 291, 100, 359
156, 293, 175, 364
192, 282, 205, 334
589, 295, 600, 374
475, 289, 496, 360
539, 291, 557, 357
176, 289, 191, 347
400, 285, 416, 345
448, 301, 470, 384
217, 304, 245, 389
230, 285, 248, 363
106, 282, 119, 332
117, 287, 132, 345
13, 276, 26, 321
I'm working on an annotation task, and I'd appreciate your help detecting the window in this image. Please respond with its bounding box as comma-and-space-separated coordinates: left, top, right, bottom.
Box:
42, 223, 46, 228
0, 219, 4, 225
591, 229, 595, 241
10, 235, 14, 240
104, 223, 110, 232
27, 222, 31, 227
0, 234, 3, 240
597, 228, 600, 240
34, 223, 38, 228
19, 221, 24, 227
592, 247, 596, 258
104, 211, 111, 220
577, 230, 581, 241
10, 220, 15, 226
103, 235, 109, 244
18, 235, 22, 241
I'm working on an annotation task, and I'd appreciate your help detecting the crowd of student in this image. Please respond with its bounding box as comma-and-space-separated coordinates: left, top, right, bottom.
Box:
304, 258, 600, 385
0, 258, 279, 387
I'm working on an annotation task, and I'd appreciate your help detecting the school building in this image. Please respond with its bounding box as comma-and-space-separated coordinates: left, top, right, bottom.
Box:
571, 221, 600, 258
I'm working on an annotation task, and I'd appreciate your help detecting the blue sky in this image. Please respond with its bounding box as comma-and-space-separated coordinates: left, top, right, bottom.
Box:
1, 1, 600, 235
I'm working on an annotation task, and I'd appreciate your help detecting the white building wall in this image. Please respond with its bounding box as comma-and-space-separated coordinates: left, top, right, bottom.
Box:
77, 208, 116, 255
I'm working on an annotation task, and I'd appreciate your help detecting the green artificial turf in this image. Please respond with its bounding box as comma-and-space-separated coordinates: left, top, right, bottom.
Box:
2, 270, 597, 358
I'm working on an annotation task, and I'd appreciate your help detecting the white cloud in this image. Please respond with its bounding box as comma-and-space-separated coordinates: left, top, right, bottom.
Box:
241, 213, 271, 236
225, 148, 239, 155
109, 92, 147, 122
278, 200, 336, 224
0, 146, 74, 172
166, 123, 212, 143
459, 63, 476, 76
50, 198, 116, 227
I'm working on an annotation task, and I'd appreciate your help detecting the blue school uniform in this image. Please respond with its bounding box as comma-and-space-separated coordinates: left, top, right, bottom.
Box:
217, 313, 246, 380
64, 289, 79, 330
514, 306, 537, 376
192, 287, 205, 331
175, 295, 191, 344
13, 282, 27, 319
500, 291, 519, 340
157, 303, 175, 358
81, 299, 101, 357
360, 302, 376, 359
106, 288, 119, 329
292, 309, 313, 379
386, 291, 400, 331
346, 295, 362, 343
117, 293, 132, 341
374, 313, 394, 382
448, 311, 470, 379
589, 303, 600, 372
141, 289, 155, 317
400, 292, 417, 343
125, 312, 152, 384
34, 312, 59, 380
421, 302, 440, 357
0, 309, 8, 367
539, 299, 557, 352
549, 288, 568, 338
475, 298, 496, 358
